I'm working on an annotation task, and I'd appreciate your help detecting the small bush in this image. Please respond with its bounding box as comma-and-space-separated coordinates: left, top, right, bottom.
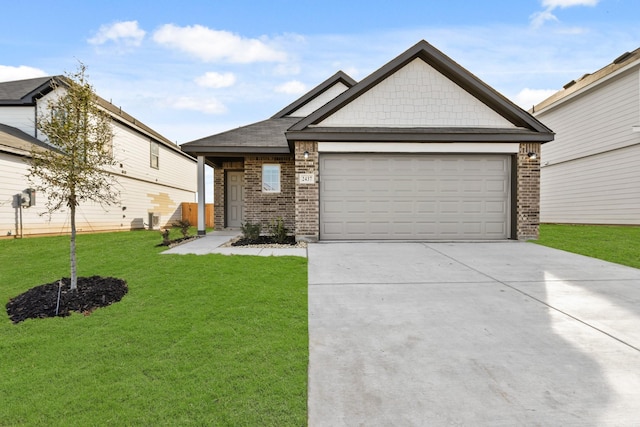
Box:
172, 219, 191, 238
160, 229, 171, 245
269, 217, 289, 244
241, 222, 261, 240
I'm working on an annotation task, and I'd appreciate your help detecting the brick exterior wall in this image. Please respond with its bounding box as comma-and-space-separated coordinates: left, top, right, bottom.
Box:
516, 142, 541, 240
214, 156, 295, 232
294, 141, 319, 241
214, 143, 541, 241
244, 156, 295, 232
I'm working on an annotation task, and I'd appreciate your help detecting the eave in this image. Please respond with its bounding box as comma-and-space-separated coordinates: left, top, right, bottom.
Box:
285, 127, 554, 148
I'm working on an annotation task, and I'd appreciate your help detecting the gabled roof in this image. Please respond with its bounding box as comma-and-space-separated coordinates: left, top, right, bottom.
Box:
532, 47, 640, 113
271, 71, 356, 119
287, 40, 553, 143
181, 72, 357, 159
0, 76, 58, 105
0, 123, 56, 156
0, 76, 193, 160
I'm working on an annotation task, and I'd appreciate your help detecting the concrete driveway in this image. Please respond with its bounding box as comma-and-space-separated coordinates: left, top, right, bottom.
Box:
308, 242, 640, 426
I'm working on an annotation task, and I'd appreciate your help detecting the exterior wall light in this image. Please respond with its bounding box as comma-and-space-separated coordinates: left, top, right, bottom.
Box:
303, 151, 309, 160
527, 152, 537, 160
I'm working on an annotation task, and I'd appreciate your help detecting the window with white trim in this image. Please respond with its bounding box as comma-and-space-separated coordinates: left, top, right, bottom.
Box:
150, 141, 159, 169
262, 164, 280, 193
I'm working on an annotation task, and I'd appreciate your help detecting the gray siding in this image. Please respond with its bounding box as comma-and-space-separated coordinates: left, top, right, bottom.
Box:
541, 144, 640, 224
537, 67, 640, 224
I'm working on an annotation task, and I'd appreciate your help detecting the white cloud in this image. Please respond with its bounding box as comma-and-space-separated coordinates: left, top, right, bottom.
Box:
195, 72, 236, 88
542, 0, 599, 8
88, 20, 146, 47
513, 88, 558, 109
0, 65, 48, 82
274, 80, 307, 95
273, 63, 301, 76
531, 0, 599, 28
153, 24, 287, 63
169, 96, 227, 114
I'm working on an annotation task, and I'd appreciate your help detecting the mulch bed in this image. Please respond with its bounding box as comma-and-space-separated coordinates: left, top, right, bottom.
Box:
156, 236, 199, 247
231, 236, 297, 246
6, 276, 128, 324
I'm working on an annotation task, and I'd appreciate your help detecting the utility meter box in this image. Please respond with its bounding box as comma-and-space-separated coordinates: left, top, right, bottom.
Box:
20, 188, 36, 207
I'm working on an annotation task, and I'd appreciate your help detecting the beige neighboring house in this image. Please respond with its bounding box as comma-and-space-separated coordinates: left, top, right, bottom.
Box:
182, 40, 554, 241
533, 48, 640, 225
0, 76, 197, 238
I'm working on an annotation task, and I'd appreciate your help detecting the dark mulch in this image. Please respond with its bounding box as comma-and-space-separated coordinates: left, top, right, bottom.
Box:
231, 236, 297, 246
156, 236, 198, 247
6, 276, 128, 324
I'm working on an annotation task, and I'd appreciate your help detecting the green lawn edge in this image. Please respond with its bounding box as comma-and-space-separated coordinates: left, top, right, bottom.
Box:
0, 230, 308, 426
533, 224, 640, 269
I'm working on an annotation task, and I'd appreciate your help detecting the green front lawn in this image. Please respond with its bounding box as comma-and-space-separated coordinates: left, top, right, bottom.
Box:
535, 224, 640, 269
0, 231, 307, 426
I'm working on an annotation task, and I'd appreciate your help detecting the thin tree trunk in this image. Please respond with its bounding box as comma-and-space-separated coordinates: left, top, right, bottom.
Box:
70, 203, 77, 291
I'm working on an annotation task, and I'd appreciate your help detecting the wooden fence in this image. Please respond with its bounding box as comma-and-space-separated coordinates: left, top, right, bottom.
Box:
181, 202, 214, 228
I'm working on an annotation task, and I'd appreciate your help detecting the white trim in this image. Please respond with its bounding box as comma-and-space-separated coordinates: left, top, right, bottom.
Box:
317, 142, 520, 153
262, 163, 281, 193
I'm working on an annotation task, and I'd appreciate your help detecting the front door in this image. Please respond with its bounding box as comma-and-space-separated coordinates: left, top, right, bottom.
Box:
226, 171, 244, 228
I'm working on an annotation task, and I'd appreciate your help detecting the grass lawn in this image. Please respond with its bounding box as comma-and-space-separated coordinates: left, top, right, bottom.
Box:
0, 230, 308, 426
535, 224, 640, 269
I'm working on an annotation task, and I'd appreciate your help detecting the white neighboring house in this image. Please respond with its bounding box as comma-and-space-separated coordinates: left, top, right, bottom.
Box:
533, 48, 640, 225
0, 76, 197, 237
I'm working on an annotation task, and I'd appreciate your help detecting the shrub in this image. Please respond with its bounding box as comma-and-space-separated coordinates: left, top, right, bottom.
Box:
172, 219, 191, 238
160, 229, 171, 245
269, 217, 289, 244
241, 222, 261, 241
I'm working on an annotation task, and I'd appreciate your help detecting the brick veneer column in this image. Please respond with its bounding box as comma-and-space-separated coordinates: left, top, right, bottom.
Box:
294, 141, 319, 241
213, 167, 225, 230
516, 142, 541, 240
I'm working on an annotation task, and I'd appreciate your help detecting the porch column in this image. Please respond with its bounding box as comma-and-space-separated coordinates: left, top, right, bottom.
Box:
197, 155, 206, 236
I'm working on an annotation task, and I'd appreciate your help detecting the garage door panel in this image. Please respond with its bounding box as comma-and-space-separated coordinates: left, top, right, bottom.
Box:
319, 154, 510, 240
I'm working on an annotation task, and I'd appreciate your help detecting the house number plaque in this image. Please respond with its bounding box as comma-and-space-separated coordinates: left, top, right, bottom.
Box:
299, 174, 315, 184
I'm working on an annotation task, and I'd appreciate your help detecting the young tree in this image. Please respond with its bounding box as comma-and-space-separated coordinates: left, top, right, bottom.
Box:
29, 64, 119, 290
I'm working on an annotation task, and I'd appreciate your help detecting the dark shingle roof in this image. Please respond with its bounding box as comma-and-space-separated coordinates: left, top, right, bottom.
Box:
0, 76, 56, 104
0, 75, 192, 160
181, 117, 300, 156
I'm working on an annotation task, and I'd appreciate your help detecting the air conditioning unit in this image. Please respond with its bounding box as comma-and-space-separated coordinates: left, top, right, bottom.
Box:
148, 212, 160, 230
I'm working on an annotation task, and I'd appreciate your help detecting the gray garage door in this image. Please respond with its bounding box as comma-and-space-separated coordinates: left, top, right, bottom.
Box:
319, 153, 511, 240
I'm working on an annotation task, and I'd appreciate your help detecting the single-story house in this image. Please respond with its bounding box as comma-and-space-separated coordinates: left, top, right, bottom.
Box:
182, 40, 554, 241
532, 47, 640, 225
0, 76, 197, 237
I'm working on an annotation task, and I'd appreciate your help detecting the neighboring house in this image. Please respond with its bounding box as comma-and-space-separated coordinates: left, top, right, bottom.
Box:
182, 40, 554, 241
532, 48, 640, 225
0, 76, 197, 237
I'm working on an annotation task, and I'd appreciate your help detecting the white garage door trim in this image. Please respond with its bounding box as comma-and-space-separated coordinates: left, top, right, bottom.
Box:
319, 153, 511, 240
318, 142, 520, 153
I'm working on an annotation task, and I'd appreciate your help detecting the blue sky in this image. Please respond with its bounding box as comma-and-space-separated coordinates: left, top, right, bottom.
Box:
2, 0, 639, 145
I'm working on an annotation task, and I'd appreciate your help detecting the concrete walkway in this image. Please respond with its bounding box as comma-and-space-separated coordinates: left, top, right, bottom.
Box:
160, 229, 307, 257
308, 241, 640, 426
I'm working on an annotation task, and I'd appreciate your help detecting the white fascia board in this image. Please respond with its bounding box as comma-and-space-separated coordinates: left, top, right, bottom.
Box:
317, 142, 520, 153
